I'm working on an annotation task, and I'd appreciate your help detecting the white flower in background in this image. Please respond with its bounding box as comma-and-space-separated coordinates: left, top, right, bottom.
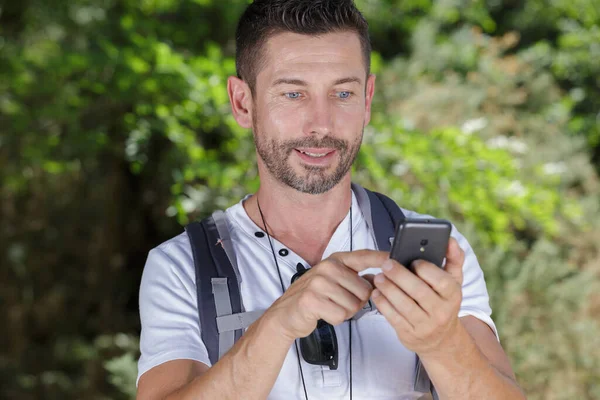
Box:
509, 139, 528, 154
461, 117, 488, 134
402, 119, 416, 131
543, 162, 567, 175
504, 180, 527, 197
392, 162, 410, 176
487, 136, 509, 148
486, 136, 528, 154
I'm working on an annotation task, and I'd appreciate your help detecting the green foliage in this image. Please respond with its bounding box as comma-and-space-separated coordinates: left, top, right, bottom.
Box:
103, 335, 140, 400
359, 23, 591, 248
358, 0, 600, 165
473, 235, 600, 399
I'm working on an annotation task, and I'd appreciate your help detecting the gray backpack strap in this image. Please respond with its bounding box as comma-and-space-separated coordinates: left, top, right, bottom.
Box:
414, 358, 436, 398
216, 309, 265, 333
351, 183, 404, 252
352, 183, 437, 399
211, 277, 236, 359
185, 212, 244, 365
212, 210, 241, 285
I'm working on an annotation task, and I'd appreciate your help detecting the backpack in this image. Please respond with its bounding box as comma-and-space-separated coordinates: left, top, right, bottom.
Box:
185, 183, 437, 399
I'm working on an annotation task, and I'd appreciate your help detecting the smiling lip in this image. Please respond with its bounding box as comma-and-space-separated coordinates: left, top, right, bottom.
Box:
295, 148, 335, 156
294, 148, 336, 165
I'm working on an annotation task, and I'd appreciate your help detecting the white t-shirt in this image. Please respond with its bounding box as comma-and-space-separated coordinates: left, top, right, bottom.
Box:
137, 191, 497, 399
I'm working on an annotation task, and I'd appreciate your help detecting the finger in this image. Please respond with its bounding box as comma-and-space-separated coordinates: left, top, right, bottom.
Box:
312, 295, 352, 326
329, 249, 390, 273
373, 273, 429, 324
380, 259, 440, 313
311, 276, 363, 316
444, 237, 465, 285
371, 288, 415, 331
411, 260, 461, 300
325, 258, 374, 301
362, 273, 376, 287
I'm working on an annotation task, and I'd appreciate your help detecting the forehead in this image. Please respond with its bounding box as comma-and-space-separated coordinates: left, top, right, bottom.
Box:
258, 31, 366, 84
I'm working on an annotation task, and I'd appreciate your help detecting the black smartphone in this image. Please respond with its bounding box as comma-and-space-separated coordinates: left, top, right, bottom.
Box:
389, 218, 452, 272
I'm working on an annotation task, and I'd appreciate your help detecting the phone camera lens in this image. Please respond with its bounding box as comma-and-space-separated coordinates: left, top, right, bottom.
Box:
420, 239, 428, 246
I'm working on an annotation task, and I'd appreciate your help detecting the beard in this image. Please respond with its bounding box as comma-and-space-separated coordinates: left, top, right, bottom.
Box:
252, 115, 363, 195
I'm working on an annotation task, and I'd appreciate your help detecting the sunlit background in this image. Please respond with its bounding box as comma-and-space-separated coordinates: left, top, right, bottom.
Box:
1, 0, 599, 399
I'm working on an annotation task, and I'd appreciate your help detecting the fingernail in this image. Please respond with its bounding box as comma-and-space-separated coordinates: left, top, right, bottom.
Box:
374, 274, 385, 284
372, 289, 381, 298
381, 260, 394, 271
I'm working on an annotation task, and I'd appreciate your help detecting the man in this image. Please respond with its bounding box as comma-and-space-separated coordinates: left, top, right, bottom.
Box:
136, 1, 526, 399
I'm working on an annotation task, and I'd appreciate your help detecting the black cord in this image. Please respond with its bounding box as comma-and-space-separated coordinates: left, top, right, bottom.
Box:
256, 196, 354, 400
349, 207, 353, 400
257, 198, 309, 400
257, 198, 286, 292
293, 340, 310, 400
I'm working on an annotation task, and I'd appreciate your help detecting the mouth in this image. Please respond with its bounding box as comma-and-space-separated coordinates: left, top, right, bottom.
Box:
294, 148, 336, 165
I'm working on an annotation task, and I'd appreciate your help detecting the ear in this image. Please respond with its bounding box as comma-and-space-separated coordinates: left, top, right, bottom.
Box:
227, 76, 253, 129
364, 73, 376, 126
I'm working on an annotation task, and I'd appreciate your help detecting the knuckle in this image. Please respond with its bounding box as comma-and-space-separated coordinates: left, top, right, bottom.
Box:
309, 275, 328, 291
325, 308, 345, 326
319, 259, 342, 277
324, 255, 341, 266
348, 296, 361, 312
333, 308, 347, 325
438, 278, 453, 293
421, 326, 434, 339
390, 312, 404, 327
434, 310, 449, 326
328, 258, 344, 273
298, 292, 315, 310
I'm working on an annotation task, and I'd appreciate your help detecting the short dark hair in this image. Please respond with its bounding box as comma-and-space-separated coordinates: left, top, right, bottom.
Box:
235, 0, 371, 94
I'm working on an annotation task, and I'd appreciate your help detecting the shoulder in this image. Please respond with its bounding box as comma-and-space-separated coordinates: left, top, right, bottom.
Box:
147, 231, 194, 272
141, 205, 244, 290
137, 231, 213, 384
140, 232, 196, 298
154, 231, 193, 259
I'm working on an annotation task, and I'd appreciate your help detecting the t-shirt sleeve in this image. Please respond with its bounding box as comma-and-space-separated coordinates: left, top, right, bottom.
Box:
451, 226, 499, 340
137, 233, 211, 386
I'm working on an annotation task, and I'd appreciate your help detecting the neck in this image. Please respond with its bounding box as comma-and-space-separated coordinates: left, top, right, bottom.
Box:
243, 173, 353, 262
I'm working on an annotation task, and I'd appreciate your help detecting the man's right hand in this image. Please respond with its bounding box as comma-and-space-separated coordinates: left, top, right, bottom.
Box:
266, 250, 389, 341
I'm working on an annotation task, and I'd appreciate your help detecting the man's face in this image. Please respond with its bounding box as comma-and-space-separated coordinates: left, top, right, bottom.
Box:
250, 31, 375, 194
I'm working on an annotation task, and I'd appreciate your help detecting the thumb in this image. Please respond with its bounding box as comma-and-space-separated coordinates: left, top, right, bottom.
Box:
445, 237, 465, 285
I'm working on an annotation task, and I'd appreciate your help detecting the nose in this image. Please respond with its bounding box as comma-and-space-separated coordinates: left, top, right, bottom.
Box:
304, 96, 333, 136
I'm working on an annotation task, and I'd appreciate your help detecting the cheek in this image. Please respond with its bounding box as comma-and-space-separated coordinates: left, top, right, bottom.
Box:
334, 105, 365, 128
266, 103, 306, 132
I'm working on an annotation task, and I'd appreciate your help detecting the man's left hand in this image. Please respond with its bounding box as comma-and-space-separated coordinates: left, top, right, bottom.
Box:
370, 237, 465, 356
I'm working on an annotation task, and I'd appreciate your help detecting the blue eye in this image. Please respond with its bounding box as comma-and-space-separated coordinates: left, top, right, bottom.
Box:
285, 92, 301, 99
338, 91, 352, 99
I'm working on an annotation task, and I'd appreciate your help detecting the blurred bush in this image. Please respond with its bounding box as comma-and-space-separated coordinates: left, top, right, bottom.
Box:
1, 1, 599, 399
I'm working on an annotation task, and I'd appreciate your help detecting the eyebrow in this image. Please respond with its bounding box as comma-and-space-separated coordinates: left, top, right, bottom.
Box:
272, 76, 363, 87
